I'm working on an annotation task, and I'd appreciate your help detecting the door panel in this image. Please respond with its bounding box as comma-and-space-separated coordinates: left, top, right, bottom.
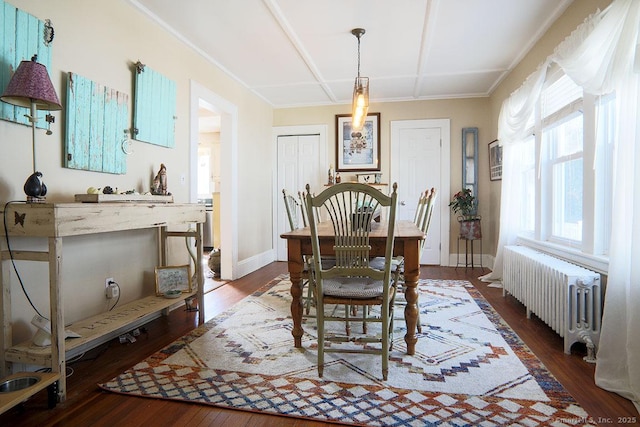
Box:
398, 128, 441, 264
391, 119, 450, 266
276, 134, 321, 261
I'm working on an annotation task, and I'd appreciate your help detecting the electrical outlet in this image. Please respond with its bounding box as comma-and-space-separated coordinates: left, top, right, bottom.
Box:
105, 277, 119, 299
106, 283, 119, 299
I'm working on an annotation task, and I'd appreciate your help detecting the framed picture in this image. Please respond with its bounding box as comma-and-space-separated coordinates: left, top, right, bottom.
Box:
155, 265, 192, 296
488, 139, 502, 181
335, 113, 380, 172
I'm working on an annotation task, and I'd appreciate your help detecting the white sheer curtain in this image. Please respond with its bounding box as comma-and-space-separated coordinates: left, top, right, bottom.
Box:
490, 0, 640, 411
479, 62, 548, 283
552, 0, 640, 412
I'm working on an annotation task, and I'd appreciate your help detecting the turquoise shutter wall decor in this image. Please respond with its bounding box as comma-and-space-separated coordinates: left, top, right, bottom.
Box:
0, 0, 53, 128
65, 72, 128, 174
133, 62, 176, 148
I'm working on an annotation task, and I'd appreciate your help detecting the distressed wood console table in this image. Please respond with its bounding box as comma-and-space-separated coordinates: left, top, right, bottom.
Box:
0, 202, 204, 411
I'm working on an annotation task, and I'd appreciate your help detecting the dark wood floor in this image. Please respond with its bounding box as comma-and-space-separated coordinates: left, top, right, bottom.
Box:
1, 263, 636, 426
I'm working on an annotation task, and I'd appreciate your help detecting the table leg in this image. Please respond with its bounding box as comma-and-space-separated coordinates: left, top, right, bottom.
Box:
196, 223, 205, 325
287, 240, 304, 348
402, 241, 420, 355
49, 237, 65, 402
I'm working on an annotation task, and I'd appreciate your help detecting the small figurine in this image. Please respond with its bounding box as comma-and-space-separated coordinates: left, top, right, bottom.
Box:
152, 164, 168, 195
335, 172, 341, 183
152, 176, 160, 195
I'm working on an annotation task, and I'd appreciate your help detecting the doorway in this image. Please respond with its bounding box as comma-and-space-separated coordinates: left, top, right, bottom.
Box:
197, 104, 220, 251
190, 80, 239, 279
390, 119, 450, 266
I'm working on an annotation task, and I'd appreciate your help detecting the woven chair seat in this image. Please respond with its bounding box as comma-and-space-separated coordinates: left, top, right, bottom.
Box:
323, 277, 385, 299
368, 256, 403, 272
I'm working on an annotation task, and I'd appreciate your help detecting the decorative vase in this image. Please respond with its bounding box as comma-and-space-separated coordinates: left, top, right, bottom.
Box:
458, 217, 482, 240
24, 172, 47, 198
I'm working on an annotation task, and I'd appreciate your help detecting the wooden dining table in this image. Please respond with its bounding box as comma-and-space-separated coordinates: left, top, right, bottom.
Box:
280, 220, 425, 355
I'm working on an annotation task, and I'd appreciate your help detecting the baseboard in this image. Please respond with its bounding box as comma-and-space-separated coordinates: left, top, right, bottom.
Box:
236, 249, 276, 279
447, 253, 494, 270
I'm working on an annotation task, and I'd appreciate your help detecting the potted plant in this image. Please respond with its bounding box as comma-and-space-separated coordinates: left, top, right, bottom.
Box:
449, 189, 481, 240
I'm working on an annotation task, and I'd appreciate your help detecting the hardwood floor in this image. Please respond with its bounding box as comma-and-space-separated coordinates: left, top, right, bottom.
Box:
0, 263, 636, 426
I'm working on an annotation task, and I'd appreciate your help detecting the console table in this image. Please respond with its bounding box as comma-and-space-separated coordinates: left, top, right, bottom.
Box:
0, 202, 205, 411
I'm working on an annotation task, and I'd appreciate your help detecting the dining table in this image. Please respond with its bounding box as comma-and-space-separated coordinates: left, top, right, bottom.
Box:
280, 220, 425, 355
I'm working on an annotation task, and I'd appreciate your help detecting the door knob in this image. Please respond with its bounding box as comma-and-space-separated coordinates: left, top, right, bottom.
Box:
400, 201, 406, 206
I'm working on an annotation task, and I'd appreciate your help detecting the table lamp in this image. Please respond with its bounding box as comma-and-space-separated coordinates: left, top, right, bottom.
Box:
1, 54, 62, 202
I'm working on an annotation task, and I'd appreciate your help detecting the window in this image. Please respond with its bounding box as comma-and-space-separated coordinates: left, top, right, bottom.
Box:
545, 112, 584, 243
520, 135, 536, 233
541, 74, 584, 245
517, 71, 614, 258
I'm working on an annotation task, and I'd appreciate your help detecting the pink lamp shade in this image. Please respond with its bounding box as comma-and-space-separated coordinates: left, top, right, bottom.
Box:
1, 55, 61, 111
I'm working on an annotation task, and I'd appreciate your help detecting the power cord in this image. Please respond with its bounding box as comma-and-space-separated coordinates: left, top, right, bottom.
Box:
36, 365, 75, 378
3, 201, 47, 319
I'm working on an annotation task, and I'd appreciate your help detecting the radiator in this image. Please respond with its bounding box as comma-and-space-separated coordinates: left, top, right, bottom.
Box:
503, 245, 602, 362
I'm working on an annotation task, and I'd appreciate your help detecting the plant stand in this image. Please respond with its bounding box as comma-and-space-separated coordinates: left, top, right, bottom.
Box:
455, 217, 484, 271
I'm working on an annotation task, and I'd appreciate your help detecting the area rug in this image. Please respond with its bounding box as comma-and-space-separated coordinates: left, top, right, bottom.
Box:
100, 275, 594, 426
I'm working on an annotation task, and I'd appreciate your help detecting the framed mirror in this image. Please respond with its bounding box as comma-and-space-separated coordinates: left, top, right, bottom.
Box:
461, 127, 478, 214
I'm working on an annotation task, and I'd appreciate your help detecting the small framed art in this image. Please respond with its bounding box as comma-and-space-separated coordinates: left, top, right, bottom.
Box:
488, 139, 502, 181
155, 265, 192, 296
335, 113, 381, 172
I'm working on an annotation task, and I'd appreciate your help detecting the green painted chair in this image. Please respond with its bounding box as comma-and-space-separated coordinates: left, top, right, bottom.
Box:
406, 187, 437, 333
305, 182, 399, 381
282, 188, 314, 314
369, 187, 437, 333
298, 189, 314, 227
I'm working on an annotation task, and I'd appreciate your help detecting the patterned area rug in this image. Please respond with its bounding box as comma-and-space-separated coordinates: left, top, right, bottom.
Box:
100, 276, 594, 426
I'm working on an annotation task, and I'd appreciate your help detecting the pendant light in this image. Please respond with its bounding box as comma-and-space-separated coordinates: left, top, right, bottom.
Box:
351, 28, 369, 132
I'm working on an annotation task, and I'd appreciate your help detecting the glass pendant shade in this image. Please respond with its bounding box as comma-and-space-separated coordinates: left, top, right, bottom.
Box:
351, 76, 369, 131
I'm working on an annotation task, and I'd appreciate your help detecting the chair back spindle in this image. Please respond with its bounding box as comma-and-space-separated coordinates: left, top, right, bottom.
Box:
282, 189, 302, 231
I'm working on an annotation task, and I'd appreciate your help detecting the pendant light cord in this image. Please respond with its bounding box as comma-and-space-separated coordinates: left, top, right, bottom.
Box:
352, 28, 365, 79
357, 33, 361, 78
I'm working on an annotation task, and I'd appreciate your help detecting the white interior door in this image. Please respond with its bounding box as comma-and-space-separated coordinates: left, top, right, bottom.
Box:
276, 132, 323, 261
391, 119, 450, 265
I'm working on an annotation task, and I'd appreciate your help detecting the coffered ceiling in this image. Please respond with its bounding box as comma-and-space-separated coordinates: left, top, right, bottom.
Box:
129, 0, 572, 108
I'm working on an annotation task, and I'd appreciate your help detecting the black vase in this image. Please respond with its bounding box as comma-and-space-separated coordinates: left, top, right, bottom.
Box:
24, 172, 47, 198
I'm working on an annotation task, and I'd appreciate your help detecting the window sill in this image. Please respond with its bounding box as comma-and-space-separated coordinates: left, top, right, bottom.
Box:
516, 236, 609, 275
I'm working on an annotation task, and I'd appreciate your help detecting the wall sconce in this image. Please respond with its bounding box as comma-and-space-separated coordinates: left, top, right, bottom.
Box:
1, 55, 62, 202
